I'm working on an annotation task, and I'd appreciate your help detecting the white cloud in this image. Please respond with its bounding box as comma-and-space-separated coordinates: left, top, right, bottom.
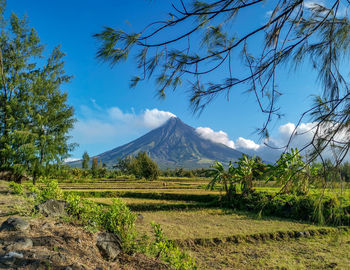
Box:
71, 102, 176, 146
143, 109, 176, 128
64, 157, 80, 163
235, 137, 260, 151
195, 127, 235, 148
304, 1, 325, 9
196, 121, 350, 163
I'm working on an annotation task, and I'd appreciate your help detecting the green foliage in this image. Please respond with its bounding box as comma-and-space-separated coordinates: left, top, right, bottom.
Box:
235, 154, 256, 194
95, 0, 350, 165
267, 149, 318, 195
36, 179, 63, 203
0, 6, 75, 181
124, 152, 160, 180
24, 182, 40, 194
8, 181, 23, 194
208, 155, 259, 198
102, 198, 137, 252
91, 157, 99, 177
148, 222, 197, 270
114, 156, 132, 174
207, 161, 236, 199
82, 151, 90, 169
65, 194, 137, 252
227, 191, 350, 226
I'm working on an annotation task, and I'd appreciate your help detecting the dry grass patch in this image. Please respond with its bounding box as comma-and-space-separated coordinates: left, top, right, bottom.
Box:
135, 209, 325, 240
88, 197, 194, 206
63, 188, 222, 195
189, 230, 350, 269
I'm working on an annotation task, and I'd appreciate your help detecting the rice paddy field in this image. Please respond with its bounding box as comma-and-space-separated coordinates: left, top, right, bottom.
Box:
60, 177, 350, 269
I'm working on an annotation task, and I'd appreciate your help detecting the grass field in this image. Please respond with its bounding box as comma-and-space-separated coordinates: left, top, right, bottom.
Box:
190, 231, 350, 269
60, 178, 350, 269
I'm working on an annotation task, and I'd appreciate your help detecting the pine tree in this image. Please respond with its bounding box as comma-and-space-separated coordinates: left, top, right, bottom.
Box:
82, 151, 90, 169
0, 2, 76, 182
0, 11, 44, 180
91, 157, 98, 177
29, 46, 75, 183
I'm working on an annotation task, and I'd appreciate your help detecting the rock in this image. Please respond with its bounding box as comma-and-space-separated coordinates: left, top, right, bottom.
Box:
3, 251, 24, 259
96, 232, 122, 261
304, 231, 311, 237
0, 217, 29, 232
41, 222, 51, 230
6, 237, 33, 251
50, 252, 67, 265
296, 231, 304, 238
137, 214, 144, 222
68, 262, 87, 270
327, 262, 337, 268
35, 199, 67, 217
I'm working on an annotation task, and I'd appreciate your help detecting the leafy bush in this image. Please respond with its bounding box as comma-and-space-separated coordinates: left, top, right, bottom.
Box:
102, 198, 137, 252
148, 222, 197, 270
9, 181, 23, 194
37, 179, 63, 203
228, 191, 350, 226
65, 194, 137, 252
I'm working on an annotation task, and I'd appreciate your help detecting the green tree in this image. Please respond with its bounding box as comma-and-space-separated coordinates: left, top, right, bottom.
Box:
114, 155, 132, 174
0, 10, 43, 180
340, 162, 350, 182
91, 157, 98, 175
129, 152, 159, 180
95, 0, 350, 164
82, 151, 90, 169
29, 46, 75, 183
0, 3, 75, 182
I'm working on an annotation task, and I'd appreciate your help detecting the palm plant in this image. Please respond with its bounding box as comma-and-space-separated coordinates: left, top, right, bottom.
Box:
236, 154, 256, 194
268, 148, 309, 195
207, 161, 236, 199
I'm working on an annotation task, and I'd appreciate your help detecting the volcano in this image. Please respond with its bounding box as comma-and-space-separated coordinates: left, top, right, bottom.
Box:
72, 117, 246, 169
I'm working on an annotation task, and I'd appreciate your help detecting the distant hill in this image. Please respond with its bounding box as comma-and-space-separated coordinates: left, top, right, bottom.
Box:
70, 117, 246, 169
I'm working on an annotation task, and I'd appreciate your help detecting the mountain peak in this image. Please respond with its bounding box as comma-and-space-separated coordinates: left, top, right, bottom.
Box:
76, 118, 246, 169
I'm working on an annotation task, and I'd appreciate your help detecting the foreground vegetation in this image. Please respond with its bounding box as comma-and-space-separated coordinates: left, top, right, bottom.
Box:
58, 177, 350, 269
7, 164, 350, 269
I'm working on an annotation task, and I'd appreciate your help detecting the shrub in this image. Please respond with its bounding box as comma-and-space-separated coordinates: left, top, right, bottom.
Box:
9, 181, 23, 194
102, 198, 137, 252
148, 222, 197, 270
37, 179, 63, 203
65, 194, 137, 252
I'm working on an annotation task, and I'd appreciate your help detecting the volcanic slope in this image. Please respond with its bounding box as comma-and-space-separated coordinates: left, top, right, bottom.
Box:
75, 117, 246, 169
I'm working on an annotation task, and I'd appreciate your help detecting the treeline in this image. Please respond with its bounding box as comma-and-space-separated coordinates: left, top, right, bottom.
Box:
53, 149, 350, 186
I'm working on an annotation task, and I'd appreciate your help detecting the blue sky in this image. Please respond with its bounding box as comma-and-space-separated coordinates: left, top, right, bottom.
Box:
7, 0, 340, 162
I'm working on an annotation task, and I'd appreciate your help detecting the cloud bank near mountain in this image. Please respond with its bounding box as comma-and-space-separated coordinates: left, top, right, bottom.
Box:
71, 101, 348, 162
196, 122, 344, 162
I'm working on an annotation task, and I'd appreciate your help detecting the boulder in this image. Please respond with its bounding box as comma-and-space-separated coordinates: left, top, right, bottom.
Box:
5, 237, 33, 251
0, 217, 29, 232
35, 199, 67, 217
96, 232, 122, 261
